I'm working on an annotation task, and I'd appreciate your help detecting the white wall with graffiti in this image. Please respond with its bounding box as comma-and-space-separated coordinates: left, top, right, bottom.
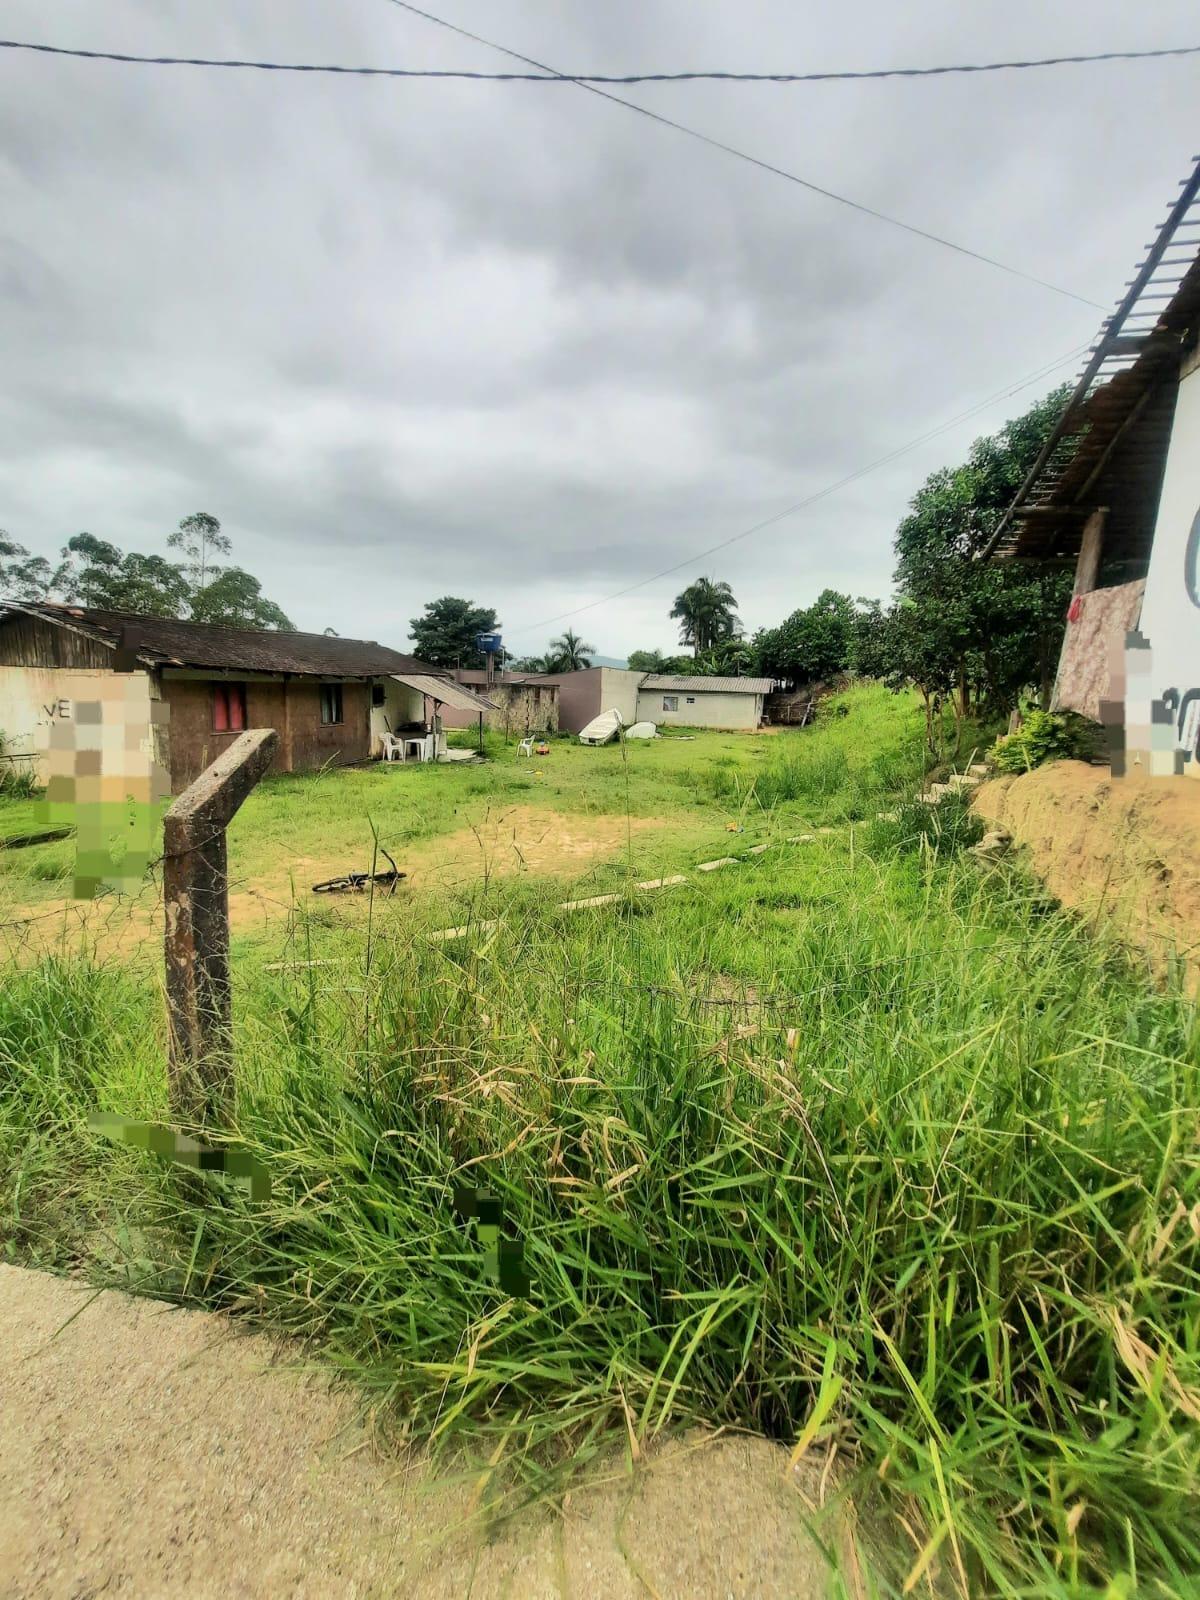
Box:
1128, 345, 1200, 777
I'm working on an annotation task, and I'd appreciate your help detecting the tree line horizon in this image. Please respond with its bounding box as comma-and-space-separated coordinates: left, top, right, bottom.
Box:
1, 384, 1071, 734
418, 385, 1073, 744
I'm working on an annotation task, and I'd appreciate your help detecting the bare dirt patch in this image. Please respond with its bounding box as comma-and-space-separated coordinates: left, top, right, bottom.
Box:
0, 1263, 842, 1599
973, 761, 1200, 983
0, 809, 667, 954
225, 808, 664, 927
404, 806, 662, 888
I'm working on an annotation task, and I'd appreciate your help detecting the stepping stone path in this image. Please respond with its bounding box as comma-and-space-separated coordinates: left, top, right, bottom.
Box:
430, 833, 827, 941
880, 764, 990, 822
429, 918, 500, 943
970, 828, 1012, 859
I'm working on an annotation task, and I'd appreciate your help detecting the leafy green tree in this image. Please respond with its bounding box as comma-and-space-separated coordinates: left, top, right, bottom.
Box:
892, 386, 1072, 714
409, 597, 499, 669
626, 648, 668, 672
691, 638, 758, 676
510, 654, 552, 673
753, 590, 856, 683
57, 524, 291, 626
847, 599, 891, 681
626, 648, 694, 674
168, 512, 232, 592
58, 533, 124, 606
117, 552, 195, 617
0, 531, 61, 601
545, 628, 594, 672
189, 568, 294, 630
669, 577, 741, 655
883, 600, 958, 751
59, 534, 190, 615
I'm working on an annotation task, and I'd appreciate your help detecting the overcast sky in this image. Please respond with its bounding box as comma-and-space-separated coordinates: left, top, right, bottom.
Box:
1, 2, 1197, 658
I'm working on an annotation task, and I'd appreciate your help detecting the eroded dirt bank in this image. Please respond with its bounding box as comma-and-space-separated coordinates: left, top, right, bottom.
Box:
0, 1264, 841, 1599
973, 761, 1200, 980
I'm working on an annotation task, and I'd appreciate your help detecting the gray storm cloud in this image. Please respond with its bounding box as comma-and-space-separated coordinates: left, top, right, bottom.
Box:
1, 0, 1197, 653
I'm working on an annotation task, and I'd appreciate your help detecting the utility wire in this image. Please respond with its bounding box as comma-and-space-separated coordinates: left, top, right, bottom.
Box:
3, 36, 1197, 82
379, 0, 1104, 309
3, 25, 1109, 306
508, 342, 1088, 637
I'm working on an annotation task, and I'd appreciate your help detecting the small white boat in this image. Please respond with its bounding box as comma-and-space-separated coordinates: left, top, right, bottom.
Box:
625, 721, 658, 740
578, 708, 624, 745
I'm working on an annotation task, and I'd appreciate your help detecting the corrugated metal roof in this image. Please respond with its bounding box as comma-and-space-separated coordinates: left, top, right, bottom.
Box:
640, 674, 774, 694
5, 603, 437, 678
393, 673, 500, 712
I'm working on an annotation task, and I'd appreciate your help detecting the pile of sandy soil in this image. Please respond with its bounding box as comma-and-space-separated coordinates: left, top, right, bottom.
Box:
973, 762, 1200, 983
0, 1264, 848, 1599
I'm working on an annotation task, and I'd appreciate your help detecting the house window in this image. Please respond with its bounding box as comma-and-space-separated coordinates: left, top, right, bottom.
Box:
662, 696, 678, 712
686, 696, 696, 704
212, 682, 247, 733
371, 683, 385, 707
320, 683, 344, 725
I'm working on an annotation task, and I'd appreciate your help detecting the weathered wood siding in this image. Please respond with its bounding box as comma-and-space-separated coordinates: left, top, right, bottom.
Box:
160, 677, 371, 791
284, 680, 371, 774
161, 678, 289, 792
0, 613, 114, 670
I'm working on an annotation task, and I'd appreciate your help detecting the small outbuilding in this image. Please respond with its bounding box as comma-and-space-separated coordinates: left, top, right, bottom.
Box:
549, 666, 774, 734
442, 669, 559, 735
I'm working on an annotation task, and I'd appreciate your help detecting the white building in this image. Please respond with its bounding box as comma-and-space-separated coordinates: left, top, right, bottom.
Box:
987, 155, 1200, 778
549, 667, 774, 734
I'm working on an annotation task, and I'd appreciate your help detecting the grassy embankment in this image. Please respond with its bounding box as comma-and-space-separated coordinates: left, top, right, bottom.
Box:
1, 685, 1198, 1596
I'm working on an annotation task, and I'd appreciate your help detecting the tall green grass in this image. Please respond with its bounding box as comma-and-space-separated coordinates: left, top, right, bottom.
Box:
1, 692, 1197, 1595
698, 685, 989, 822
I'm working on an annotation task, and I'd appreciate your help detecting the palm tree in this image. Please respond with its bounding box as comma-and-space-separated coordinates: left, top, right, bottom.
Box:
670, 577, 741, 656
546, 628, 595, 672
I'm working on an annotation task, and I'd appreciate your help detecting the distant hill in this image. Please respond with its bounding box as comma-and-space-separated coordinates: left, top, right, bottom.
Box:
589, 654, 627, 669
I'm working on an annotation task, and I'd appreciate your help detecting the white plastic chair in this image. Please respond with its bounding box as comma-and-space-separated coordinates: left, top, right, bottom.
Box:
517, 735, 535, 758
381, 733, 403, 762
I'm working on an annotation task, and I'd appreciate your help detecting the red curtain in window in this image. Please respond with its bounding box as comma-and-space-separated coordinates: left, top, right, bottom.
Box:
213, 684, 247, 732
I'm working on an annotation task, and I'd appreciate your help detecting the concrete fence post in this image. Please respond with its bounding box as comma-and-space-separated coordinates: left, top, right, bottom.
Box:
162, 728, 278, 1126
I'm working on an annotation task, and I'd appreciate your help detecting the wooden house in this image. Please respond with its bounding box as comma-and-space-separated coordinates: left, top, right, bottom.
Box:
0, 603, 487, 791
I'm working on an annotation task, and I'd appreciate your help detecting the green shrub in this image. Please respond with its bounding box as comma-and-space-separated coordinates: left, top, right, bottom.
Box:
0, 729, 38, 798
866, 791, 984, 858
988, 709, 1101, 774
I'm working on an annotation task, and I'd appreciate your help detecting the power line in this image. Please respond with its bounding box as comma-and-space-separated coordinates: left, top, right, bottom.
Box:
3, 26, 1109, 307
380, 1, 1104, 309
3, 36, 1197, 83
508, 343, 1088, 638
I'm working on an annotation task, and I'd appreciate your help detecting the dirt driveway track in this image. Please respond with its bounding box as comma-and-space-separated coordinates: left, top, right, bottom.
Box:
0, 1264, 841, 1599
